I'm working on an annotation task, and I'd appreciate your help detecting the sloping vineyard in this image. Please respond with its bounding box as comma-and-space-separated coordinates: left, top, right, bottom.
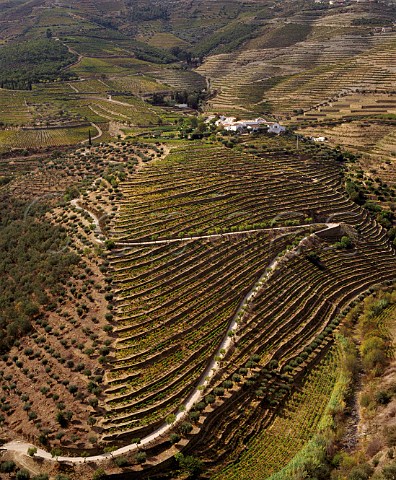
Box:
214, 346, 341, 480
111, 142, 345, 242
0, 126, 91, 149
99, 139, 396, 462
185, 210, 396, 467
198, 25, 396, 116
101, 229, 313, 440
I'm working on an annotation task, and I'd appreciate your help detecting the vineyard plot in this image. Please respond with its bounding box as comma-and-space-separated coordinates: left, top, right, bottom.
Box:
111, 143, 347, 242
214, 347, 341, 480
101, 230, 311, 439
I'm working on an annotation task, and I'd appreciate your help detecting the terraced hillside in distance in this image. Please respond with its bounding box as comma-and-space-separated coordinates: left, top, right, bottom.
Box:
195, 0, 396, 204
1, 0, 396, 479
198, 3, 396, 117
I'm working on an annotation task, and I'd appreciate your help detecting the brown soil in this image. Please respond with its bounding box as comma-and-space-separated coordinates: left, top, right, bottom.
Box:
0, 142, 170, 457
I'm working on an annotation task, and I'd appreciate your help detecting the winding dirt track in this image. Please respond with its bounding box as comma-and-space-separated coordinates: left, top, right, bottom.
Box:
80, 123, 102, 143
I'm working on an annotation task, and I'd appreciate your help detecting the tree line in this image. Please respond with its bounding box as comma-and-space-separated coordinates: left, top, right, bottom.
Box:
0, 39, 77, 90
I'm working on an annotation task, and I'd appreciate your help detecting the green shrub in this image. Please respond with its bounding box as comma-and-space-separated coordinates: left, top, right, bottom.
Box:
28, 446, 37, 456
180, 421, 193, 435
382, 461, 396, 479
174, 453, 203, 476
136, 452, 147, 464
170, 433, 181, 444
114, 456, 129, 467
385, 426, 396, 447
16, 469, 31, 480
375, 390, 392, 405
0, 461, 16, 473
347, 463, 373, 480
92, 469, 106, 480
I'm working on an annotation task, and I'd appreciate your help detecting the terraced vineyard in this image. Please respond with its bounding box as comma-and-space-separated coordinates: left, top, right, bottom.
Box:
0, 126, 92, 149
150, 69, 207, 92
97, 139, 396, 461
0, 89, 34, 125
198, 7, 396, 117
2, 0, 396, 477
298, 119, 396, 187
0, 86, 167, 148
181, 204, 396, 468
102, 229, 312, 439
294, 92, 396, 123
105, 75, 169, 95
111, 142, 345, 242
213, 346, 341, 480
0, 142, 170, 451
0, 48, 179, 149
1, 133, 395, 478
263, 39, 396, 116
293, 90, 396, 189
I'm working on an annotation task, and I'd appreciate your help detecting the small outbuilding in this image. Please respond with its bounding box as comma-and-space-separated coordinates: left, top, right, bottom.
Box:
267, 123, 286, 134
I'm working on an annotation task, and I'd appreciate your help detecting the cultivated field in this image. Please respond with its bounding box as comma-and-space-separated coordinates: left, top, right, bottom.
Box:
214, 346, 341, 480
94, 138, 396, 462
1, 0, 396, 478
